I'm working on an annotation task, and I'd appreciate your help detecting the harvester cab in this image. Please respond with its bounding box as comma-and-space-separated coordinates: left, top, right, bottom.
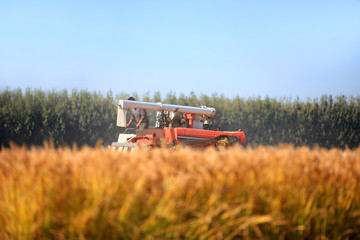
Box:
111, 100, 245, 151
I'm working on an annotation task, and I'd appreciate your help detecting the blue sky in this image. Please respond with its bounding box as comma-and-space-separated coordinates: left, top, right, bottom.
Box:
1, 1, 359, 100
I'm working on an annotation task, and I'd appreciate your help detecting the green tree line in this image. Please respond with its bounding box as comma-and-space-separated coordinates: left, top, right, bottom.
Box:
1, 88, 359, 148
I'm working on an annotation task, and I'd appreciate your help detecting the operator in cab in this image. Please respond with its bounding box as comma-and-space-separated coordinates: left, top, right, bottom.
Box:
126, 97, 149, 131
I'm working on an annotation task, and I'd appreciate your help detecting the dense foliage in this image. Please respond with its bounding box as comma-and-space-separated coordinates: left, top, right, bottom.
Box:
0, 88, 117, 148
1, 88, 359, 148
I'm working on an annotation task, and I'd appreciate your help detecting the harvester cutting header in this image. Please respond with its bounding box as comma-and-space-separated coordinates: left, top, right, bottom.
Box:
112, 99, 245, 151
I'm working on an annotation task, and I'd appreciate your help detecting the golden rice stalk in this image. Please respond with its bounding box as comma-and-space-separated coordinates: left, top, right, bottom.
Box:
0, 144, 359, 239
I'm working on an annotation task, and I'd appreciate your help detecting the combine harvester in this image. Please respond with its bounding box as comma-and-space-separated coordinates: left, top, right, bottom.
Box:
111, 100, 245, 151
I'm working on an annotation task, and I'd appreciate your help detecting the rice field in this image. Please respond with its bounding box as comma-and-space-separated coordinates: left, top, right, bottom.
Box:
0, 144, 359, 239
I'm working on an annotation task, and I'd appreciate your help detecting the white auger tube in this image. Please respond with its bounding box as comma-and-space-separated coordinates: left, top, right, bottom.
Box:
116, 100, 216, 127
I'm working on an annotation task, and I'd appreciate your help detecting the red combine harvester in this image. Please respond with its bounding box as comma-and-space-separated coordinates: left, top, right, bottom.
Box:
111, 100, 245, 151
